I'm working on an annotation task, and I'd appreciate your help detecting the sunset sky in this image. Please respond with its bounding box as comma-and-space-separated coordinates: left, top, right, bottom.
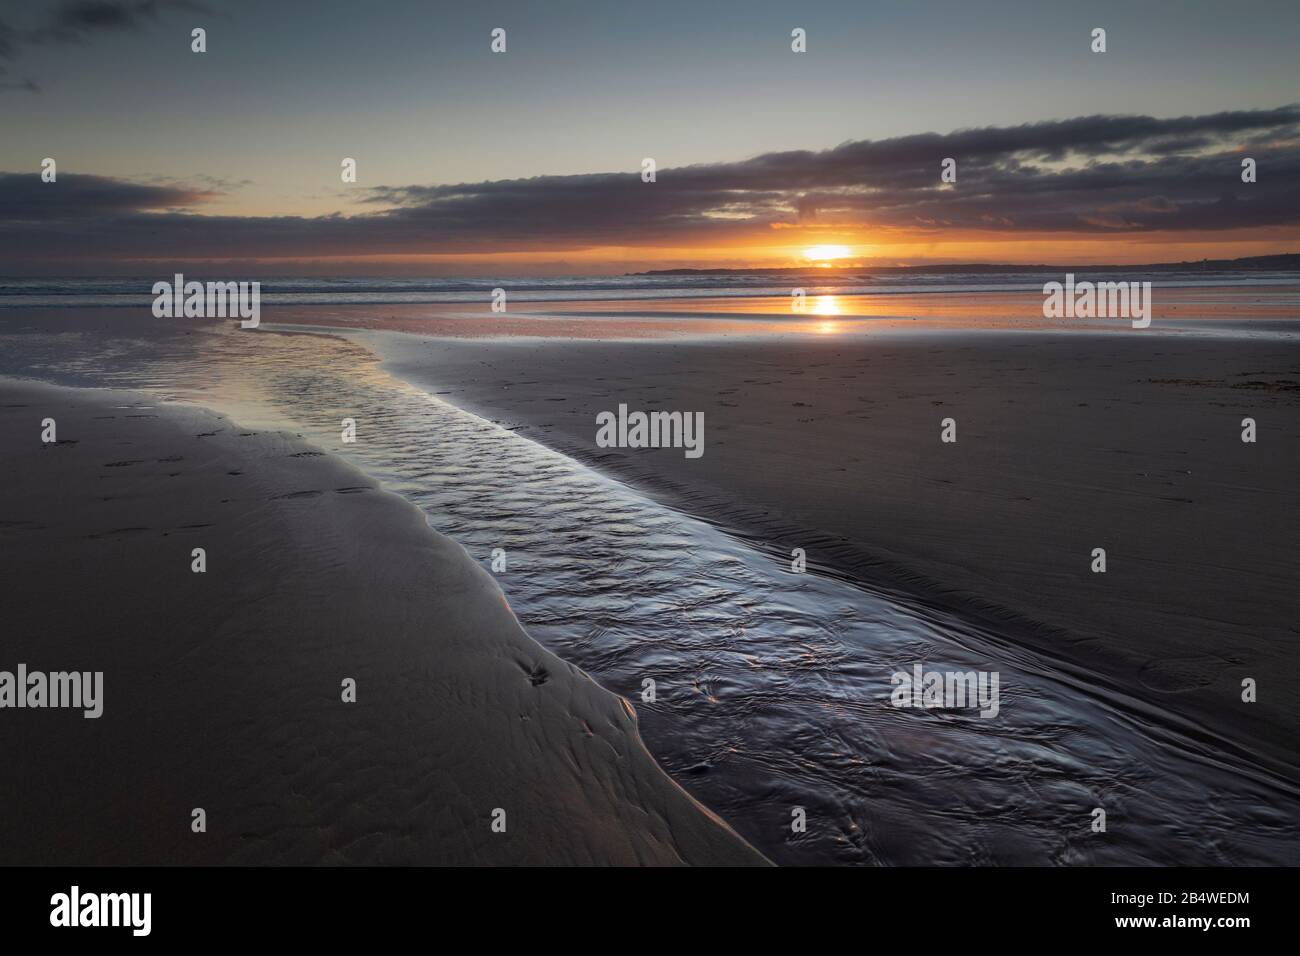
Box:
2, 0, 1299, 274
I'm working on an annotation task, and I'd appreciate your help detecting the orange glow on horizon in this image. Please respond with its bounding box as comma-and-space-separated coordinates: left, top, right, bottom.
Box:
802, 245, 853, 262
140, 231, 1299, 276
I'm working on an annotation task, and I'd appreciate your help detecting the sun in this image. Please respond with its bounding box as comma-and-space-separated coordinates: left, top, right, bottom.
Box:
802, 244, 852, 263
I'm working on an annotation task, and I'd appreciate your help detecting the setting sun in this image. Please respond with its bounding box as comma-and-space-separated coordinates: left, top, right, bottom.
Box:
802, 245, 852, 262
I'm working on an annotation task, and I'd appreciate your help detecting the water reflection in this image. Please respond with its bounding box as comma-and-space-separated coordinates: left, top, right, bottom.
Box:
812, 294, 841, 316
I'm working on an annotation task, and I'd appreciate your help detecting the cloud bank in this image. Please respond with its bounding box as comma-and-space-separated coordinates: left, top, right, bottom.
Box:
2, 106, 1298, 267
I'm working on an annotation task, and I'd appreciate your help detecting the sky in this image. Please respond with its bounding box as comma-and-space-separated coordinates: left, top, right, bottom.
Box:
2, 0, 1299, 274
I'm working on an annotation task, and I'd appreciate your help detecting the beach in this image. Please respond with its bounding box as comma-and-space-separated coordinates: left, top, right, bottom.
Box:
380, 324, 1300, 781
1, 286, 1298, 866
0, 377, 765, 866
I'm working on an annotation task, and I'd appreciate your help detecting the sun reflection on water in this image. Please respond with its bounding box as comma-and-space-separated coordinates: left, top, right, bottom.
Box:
812, 295, 840, 315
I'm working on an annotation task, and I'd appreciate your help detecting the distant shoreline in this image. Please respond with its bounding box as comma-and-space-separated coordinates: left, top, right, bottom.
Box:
632, 253, 1300, 277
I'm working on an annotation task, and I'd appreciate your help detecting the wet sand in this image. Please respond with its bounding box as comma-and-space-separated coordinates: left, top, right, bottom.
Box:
258, 283, 1300, 339
374, 327, 1300, 783
0, 378, 765, 866
2, 298, 1297, 865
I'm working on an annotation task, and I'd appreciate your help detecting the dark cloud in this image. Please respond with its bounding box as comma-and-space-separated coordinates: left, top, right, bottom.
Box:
0, 173, 215, 219
2, 106, 1299, 265
0, 1, 210, 92
0, 16, 15, 60
0, 15, 38, 91
25, 1, 210, 46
